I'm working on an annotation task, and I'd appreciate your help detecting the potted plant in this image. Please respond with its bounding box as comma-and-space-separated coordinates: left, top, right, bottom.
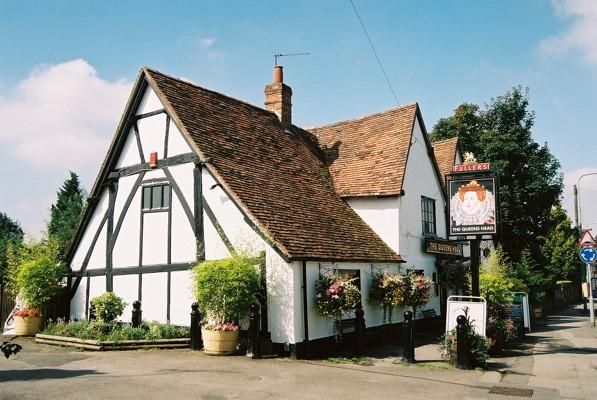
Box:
369, 272, 406, 323
193, 255, 260, 355
11, 255, 67, 335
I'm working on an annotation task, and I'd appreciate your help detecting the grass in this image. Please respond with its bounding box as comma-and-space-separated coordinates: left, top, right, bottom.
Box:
413, 362, 453, 370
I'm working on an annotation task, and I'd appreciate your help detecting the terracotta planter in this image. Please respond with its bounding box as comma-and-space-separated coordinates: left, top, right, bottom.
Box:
201, 328, 239, 355
14, 316, 43, 336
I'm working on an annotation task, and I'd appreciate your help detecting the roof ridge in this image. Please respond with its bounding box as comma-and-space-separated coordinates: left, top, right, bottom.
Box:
142, 66, 279, 120
306, 102, 418, 131
431, 136, 459, 145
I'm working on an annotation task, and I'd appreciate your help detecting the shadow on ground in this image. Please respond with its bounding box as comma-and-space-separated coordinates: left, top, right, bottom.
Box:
0, 368, 102, 382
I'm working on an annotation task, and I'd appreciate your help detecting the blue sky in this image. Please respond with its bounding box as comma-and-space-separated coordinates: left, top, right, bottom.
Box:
1, 0, 596, 236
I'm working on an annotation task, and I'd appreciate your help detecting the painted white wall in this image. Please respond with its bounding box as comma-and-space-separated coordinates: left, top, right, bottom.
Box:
86, 224, 107, 271
142, 273, 168, 322
167, 163, 196, 263
113, 185, 141, 268
202, 168, 266, 257
115, 127, 142, 169
113, 274, 139, 323
346, 197, 400, 253
138, 113, 168, 162
142, 212, 168, 266
71, 190, 109, 272
170, 270, 195, 326
266, 247, 299, 344
136, 86, 163, 115
70, 278, 87, 320
395, 116, 446, 315
304, 261, 404, 341
88, 276, 106, 310
167, 119, 192, 157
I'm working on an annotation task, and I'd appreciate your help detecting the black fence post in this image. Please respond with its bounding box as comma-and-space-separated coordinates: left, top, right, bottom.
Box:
190, 302, 202, 351
401, 310, 415, 363
247, 303, 261, 359
354, 304, 365, 356
131, 300, 141, 328
456, 315, 471, 369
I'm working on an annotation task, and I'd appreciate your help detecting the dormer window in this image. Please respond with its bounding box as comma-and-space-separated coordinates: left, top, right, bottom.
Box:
142, 183, 170, 211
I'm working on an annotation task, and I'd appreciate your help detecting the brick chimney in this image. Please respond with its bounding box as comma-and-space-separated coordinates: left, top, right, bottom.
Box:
264, 65, 292, 125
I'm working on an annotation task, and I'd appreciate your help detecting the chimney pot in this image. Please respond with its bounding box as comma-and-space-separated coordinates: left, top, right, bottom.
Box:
273, 66, 283, 83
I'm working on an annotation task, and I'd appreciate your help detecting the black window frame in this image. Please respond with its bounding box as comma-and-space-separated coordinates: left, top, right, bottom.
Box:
421, 196, 436, 236
141, 182, 171, 212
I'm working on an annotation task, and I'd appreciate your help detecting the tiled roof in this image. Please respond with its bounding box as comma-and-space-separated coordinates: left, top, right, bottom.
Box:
432, 137, 459, 181
144, 68, 402, 263
308, 104, 418, 197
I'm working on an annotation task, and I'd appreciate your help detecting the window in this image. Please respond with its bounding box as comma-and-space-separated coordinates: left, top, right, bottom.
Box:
142, 183, 170, 211
421, 196, 436, 236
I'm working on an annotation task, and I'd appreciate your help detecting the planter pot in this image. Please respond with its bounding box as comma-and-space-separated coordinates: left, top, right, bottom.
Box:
14, 316, 43, 336
201, 329, 239, 355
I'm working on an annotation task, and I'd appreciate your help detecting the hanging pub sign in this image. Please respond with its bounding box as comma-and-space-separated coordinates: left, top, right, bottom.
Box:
448, 176, 497, 236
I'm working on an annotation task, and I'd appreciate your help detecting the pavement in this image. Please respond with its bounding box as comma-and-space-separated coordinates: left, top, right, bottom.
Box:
0, 304, 595, 400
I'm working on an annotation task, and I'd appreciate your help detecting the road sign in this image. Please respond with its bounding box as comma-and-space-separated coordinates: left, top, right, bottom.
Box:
579, 247, 597, 263
579, 230, 596, 247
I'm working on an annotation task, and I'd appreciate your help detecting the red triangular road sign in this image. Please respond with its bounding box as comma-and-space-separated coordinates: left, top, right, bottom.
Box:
579, 230, 595, 247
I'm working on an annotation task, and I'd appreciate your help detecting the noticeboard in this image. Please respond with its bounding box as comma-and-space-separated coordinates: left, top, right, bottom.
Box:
445, 296, 486, 337
448, 177, 497, 236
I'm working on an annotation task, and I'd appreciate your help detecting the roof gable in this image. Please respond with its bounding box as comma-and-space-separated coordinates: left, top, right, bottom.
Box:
143, 68, 402, 262
432, 137, 460, 182
308, 104, 418, 197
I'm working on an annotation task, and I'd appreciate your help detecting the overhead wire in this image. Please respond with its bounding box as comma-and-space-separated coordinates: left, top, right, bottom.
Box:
349, 0, 400, 106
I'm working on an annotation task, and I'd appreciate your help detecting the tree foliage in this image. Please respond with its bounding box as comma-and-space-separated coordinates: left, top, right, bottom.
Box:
540, 204, 580, 285
48, 171, 85, 259
0, 213, 24, 284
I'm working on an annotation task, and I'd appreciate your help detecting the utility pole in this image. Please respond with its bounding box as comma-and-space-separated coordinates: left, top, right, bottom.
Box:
574, 184, 579, 229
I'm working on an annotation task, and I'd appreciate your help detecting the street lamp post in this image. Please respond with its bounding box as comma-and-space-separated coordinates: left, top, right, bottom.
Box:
575, 172, 597, 319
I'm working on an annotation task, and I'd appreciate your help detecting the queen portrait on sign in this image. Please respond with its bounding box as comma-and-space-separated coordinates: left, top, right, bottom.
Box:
450, 180, 495, 226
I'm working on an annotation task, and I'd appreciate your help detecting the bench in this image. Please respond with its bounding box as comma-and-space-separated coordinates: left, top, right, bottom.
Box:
421, 309, 438, 319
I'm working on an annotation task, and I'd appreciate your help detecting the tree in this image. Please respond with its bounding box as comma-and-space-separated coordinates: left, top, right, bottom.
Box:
47, 172, 85, 259
431, 87, 563, 263
0, 213, 24, 284
541, 204, 580, 284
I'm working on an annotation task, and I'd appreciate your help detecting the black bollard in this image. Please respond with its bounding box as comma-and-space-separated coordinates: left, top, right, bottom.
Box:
401, 311, 415, 363
456, 315, 471, 369
89, 304, 96, 321
354, 304, 365, 356
246, 303, 261, 359
190, 302, 202, 351
131, 300, 142, 328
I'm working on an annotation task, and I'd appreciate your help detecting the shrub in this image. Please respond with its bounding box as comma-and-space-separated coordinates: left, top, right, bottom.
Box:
441, 328, 489, 369
14, 254, 67, 311
91, 292, 127, 323
42, 320, 189, 341
193, 255, 260, 327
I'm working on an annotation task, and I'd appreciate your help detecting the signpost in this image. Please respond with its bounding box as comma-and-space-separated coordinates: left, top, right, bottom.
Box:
579, 245, 596, 326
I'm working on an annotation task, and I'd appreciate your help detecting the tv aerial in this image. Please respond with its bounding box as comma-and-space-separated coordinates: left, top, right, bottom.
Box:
274, 52, 310, 66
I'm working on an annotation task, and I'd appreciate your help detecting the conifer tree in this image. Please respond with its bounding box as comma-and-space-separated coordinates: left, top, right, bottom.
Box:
48, 172, 85, 259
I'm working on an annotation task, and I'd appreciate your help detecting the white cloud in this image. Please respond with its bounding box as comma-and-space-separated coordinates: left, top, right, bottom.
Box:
198, 36, 217, 49
539, 0, 597, 64
562, 168, 597, 232
0, 59, 131, 169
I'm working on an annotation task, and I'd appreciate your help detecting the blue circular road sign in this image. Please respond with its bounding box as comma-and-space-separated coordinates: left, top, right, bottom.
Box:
579, 247, 597, 263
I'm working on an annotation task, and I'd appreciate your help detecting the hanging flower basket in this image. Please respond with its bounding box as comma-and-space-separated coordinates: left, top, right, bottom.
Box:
369, 272, 407, 323
314, 274, 361, 320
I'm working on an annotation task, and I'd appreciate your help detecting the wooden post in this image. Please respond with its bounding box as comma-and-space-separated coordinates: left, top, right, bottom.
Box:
190, 302, 202, 351
354, 304, 365, 356
131, 301, 142, 328
456, 315, 471, 369
470, 236, 481, 297
246, 303, 260, 359
401, 311, 415, 363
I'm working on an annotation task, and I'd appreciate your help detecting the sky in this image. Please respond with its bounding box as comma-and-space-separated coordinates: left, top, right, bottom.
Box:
0, 0, 596, 238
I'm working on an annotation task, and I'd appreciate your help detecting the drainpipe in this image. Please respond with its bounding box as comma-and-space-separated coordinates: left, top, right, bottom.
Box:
302, 260, 309, 359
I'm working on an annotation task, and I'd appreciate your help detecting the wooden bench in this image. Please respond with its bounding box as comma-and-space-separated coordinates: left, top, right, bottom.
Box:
421, 309, 438, 319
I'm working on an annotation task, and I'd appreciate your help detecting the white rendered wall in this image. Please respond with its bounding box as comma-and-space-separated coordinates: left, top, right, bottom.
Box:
138, 113, 168, 162
71, 190, 109, 272
202, 168, 266, 257
167, 119, 192, 157
346, 197, 400, 253
167, 164, 196, 263
304, 261, 403, 341
142, 273, 168, 322
86, 224, 107, 270
266, 247, 299, 344
170, 270, 195, 326
142, 212, 168, 266
112, 182, 141, 268
115, 127, 141, 169
396, 116, 446, 315
136, 86, 163, 115
113, 274, 139, 323
88, 276, 106, 309
70, 278, 87, 320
